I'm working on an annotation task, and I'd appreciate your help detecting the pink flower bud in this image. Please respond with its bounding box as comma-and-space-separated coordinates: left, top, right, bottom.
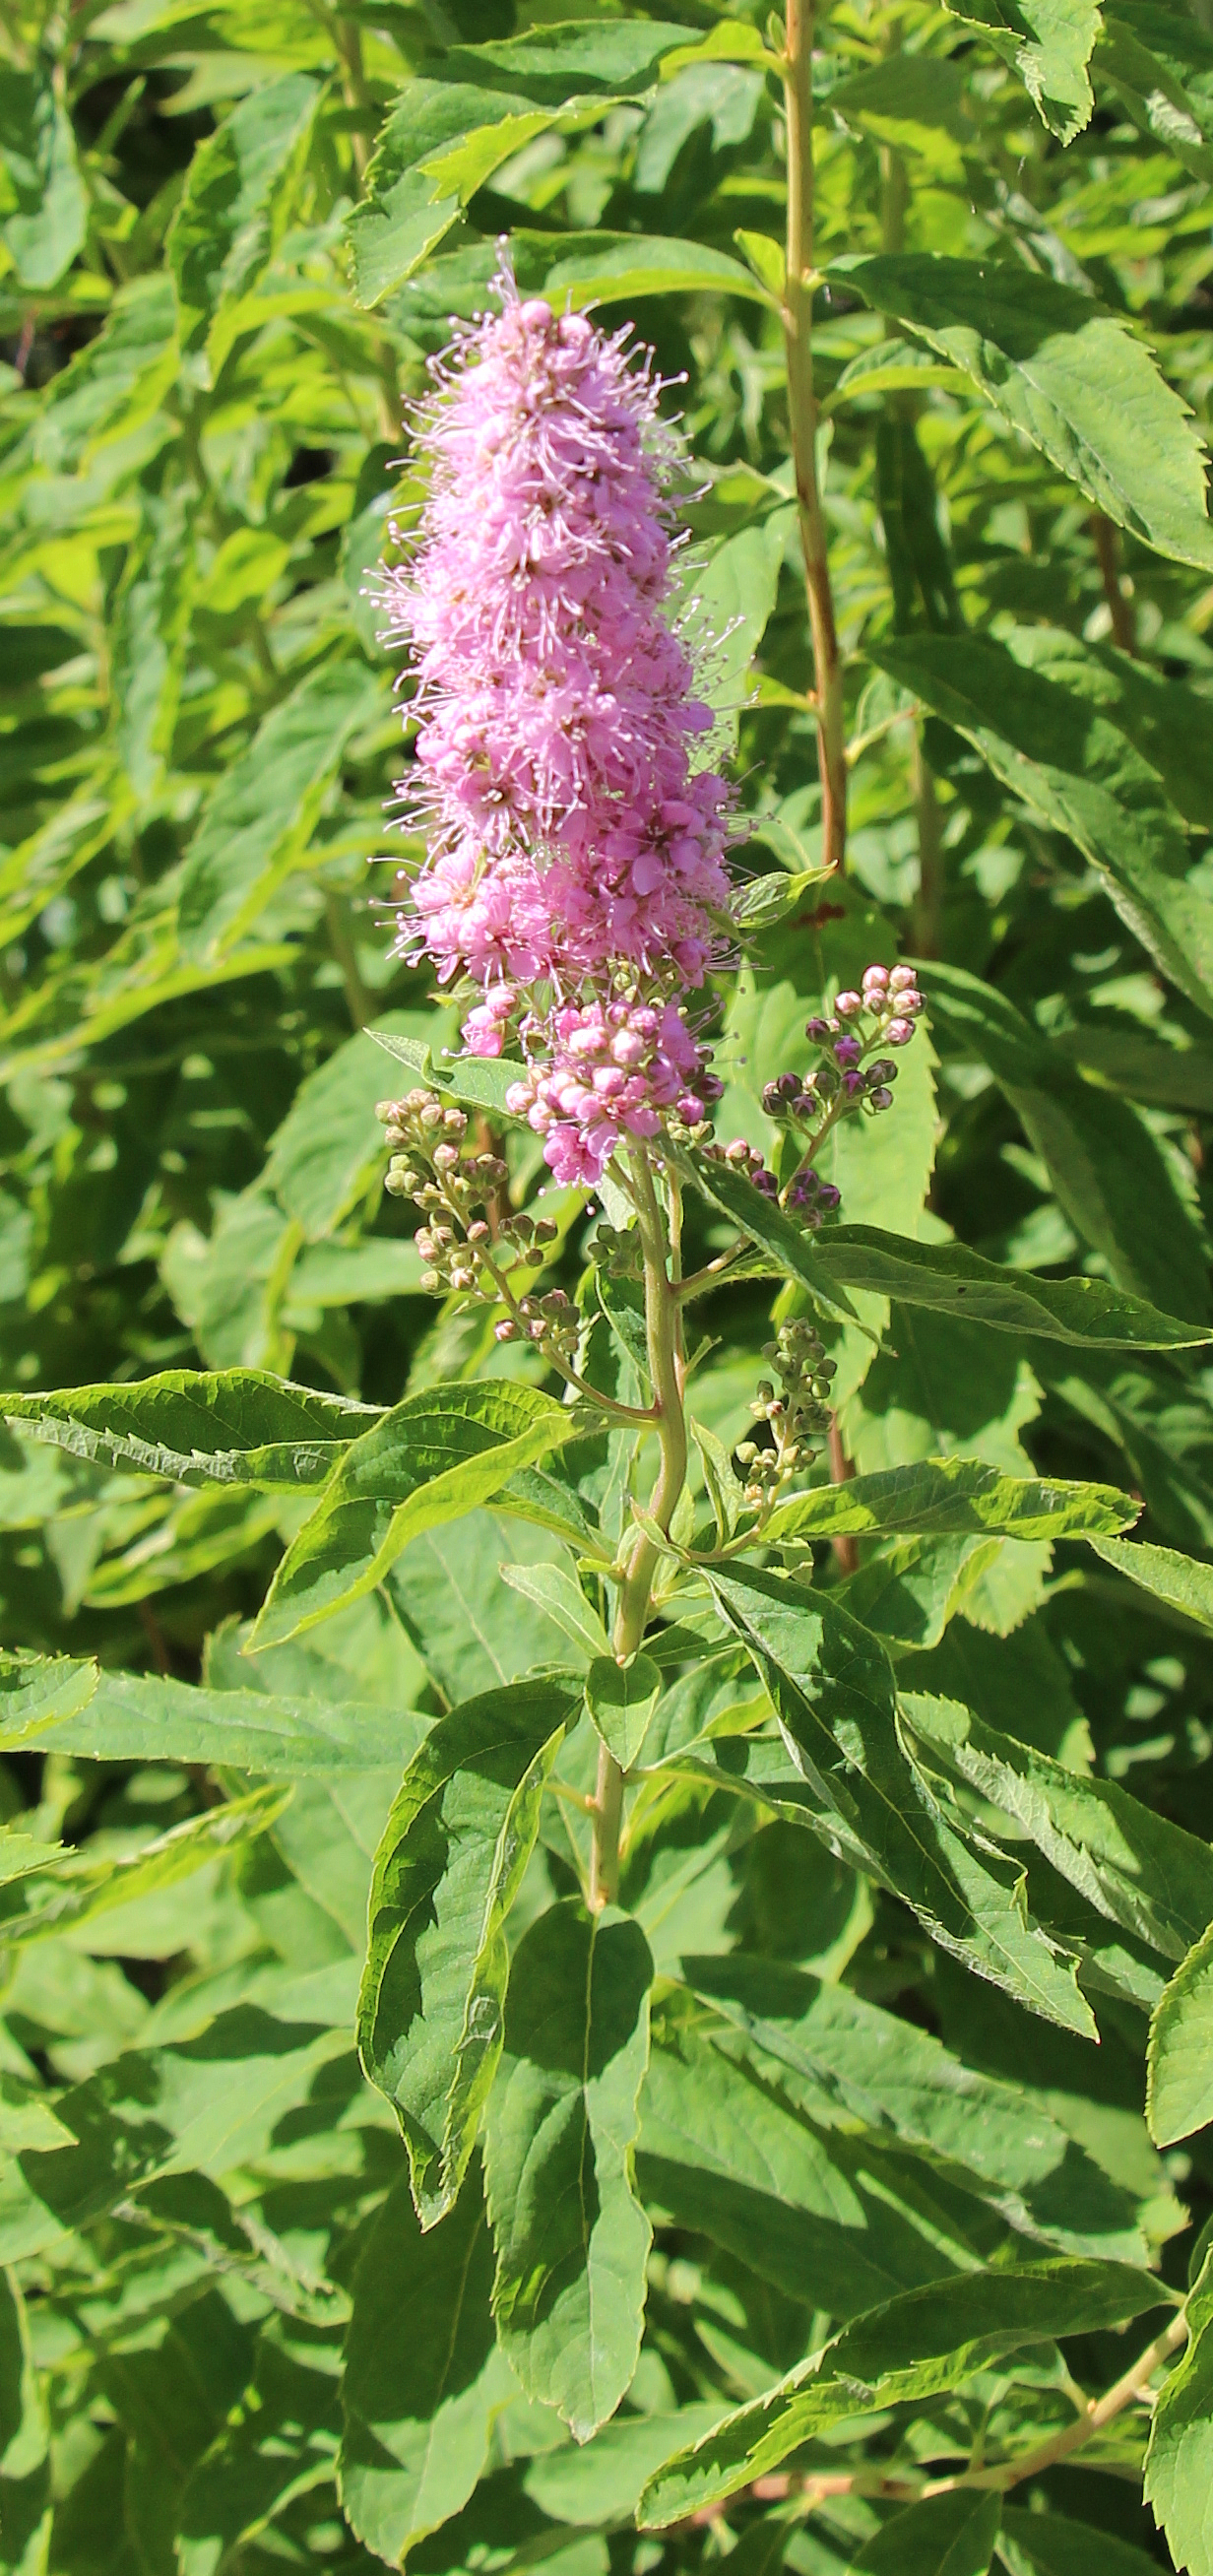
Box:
885, 1017, 916, 1045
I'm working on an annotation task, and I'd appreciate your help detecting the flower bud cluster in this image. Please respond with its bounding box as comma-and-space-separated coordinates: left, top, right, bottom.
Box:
763, 962, 923, 1132
504, 996, 724, 1189
734, 1320, 837, 1507
377, 1090, 573, 1359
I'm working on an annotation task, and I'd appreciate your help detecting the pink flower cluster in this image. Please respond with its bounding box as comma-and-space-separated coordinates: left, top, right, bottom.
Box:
504, 998, 723, 1188
380, 272, 733, 1184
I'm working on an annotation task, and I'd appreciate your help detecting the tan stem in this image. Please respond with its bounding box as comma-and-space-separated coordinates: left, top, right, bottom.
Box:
783, 0, 847, 874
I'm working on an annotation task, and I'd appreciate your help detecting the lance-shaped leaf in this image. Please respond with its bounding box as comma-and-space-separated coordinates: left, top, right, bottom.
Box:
356, 1680, 574, 2228
833, 255, 1213, 571
0, 1660, 428, 1777
639, 2260, 1175, 2524
903, 1693, 1213, 1962
681, 1150, 1208, 1347
166, 73, 320, 354
484, 1900, 654, 2442
1144, 2248, 1213, 2574
925, 961, 1210, 1323
0, 65, 87, 290
854, 2490, 1001, 2576
872, 629, 1213, 1020
339, 2163, 510, 2564
1100, 3, 1213, 181
1000, 2507, 1164, 2576
1089, 1533, 1213, 1634
944, 0, 1101, 139
249, 1383, 584, 1649
0, 1785, 288, 1949
638, 2019, 1017, 2313
679, 1954, 1149, 2258
178, 661, 385, 959
764, 1456, 1136, 1548
707, 1566, 1094, 2031
586, 1654, 663, 1771
1147, 1918, 1213, 2147
2, 1368, 381, 1489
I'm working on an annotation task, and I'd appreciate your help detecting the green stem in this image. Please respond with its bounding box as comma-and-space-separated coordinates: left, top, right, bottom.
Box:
910, 728, 944, 959
590, 1148, 689, 1911
783, 0, 847, 873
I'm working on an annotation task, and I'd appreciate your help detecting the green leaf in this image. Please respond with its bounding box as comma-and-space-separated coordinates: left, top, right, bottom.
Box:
517, 230, 774, 311
484, 1900, 654, 2442
0, 2268, 50, 2576
166, 74, 319, 356
0, 1784, 287, 1950
835, 256, 1213, 570
640, 2261, 1173, 2525
177, 661, 385, 960
0, 1660, 429, 1775
442, 21, 702, 99
0, 2004, 351, 2266
1088, 1533, 1213, 1634
1144, 2250, 1213, 2576
707, 1565, 1095, 2030
853, 2491, 1001, 2576
1099, 3, 1213, 181
680, 514, 795, 752
356, 1679, 574, 2227
249, 1383, 584, 1650
339, 2163, 510, 2564
640, 2018, 981, 2318
586, 1654, 663, 1771
1147, 1918, 1213, 2146
263, 1014, 450, 1244
925, 961, 1211, 1322
874, 633, 1213, 1020
999, 2507, 1164, 2576
764, 1456, 1136, 1547
1, 1367, 379, 1489
347, 85, 635, 307
498, 1560, 611, 1663
679, 1953, 1149, 2258
0, 67, 87, 290
943, 0, 1102, 138
903, 1692, 1213, 1962
682, 1150, 1209, 1346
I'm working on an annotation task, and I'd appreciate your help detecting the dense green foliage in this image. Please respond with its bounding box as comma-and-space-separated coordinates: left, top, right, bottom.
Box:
5, 0, 1213, 2571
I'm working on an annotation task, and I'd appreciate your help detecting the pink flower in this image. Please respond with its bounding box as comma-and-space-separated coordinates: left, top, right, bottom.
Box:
380, 265, 733, 1184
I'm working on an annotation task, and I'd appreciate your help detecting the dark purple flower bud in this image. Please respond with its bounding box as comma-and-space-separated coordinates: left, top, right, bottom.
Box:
885, 1016, 916, 1046
815, 1063, 840, 1099
805, 1016, 831, 1043
865, 1059, 897, 1085
699, 1071, 725, 1103
867, 1085, 894, 1112
762, 1070, 802, 1115
817, 1182, 842, 1211
751, 1166, 778, 1196
841, 1068, 866, 1097
834, 1035, 862, 1067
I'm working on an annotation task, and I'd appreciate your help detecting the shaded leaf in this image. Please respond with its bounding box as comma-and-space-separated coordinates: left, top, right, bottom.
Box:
484, 1901, 654, 2442
250, 1383, 583, 1649
837, 256, 1213, 570
1147, 1918, 1213, 2146
638, 2260, 1172, 2523
356, 1680, 574, 2226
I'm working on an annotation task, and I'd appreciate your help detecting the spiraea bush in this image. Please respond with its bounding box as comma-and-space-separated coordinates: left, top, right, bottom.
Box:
4, 0, 1213, 2569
